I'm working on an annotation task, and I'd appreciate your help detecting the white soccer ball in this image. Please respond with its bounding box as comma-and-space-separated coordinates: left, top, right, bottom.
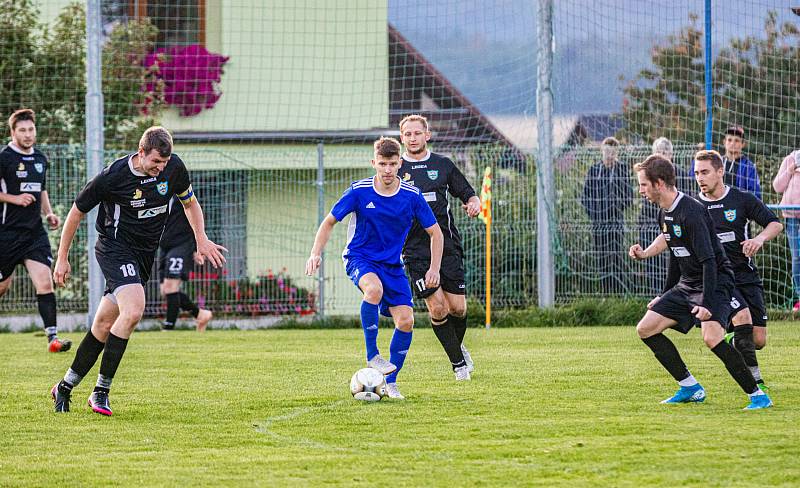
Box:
350, 367, 387, 402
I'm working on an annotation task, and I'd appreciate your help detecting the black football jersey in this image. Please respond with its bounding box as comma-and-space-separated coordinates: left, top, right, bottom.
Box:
0, 144, 48, 232
399, 151, 476, 260
159, 196, 195, 250
696, 186, 779, 284
659, 192, 735, 291
75, 153, 192, 253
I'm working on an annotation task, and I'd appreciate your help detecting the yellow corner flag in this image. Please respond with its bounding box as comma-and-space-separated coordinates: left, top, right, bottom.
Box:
479, 166, 492, 328
479, 166, 492, 224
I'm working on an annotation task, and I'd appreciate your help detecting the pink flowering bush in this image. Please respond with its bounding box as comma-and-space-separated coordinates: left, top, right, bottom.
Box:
144, 44, 229, 116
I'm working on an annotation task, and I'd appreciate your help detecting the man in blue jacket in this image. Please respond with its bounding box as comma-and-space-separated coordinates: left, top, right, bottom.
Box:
691, 126, 761, 200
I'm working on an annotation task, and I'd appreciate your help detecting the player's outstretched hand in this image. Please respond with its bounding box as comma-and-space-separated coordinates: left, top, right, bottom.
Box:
45, 213, 60, 230
629, 244, 646, 260
196, 239, 227, 268
462, 198, 481, 218
741, 237, 764, 258
14, 193, 36, 207
647, 296, 660, 309
305, 255, 321, 276
53, 258, 70, 287
424, 268, 440, 289
691, 305, 711, 321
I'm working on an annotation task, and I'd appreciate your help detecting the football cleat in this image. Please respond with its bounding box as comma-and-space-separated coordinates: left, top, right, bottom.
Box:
88, 390, 113, 416
385, 382, 405, 400
461, 344, 474, 373
48, 338, 72, 353
51, 383, 71, 413
195, 309, 213, 332
454, 365, 471, 381
367, 354, 397, 376
744, 393, 773, 410
661, 384, 706, 404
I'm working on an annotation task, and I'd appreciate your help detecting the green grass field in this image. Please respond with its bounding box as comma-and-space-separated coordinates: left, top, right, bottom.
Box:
1, 324, 799, 487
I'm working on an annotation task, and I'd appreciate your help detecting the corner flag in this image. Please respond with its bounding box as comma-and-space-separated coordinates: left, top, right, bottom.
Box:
479, 166, 492, 328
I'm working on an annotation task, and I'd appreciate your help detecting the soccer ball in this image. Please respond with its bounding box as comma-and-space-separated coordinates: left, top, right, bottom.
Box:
350, 367, 387, 402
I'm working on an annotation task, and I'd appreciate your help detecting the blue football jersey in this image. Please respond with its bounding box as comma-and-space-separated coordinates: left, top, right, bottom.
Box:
331, 177, 437, 266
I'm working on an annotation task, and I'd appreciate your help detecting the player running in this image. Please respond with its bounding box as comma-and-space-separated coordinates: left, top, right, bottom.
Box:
0, 109, 70, 352
306, 137, 443, 400
630, 150, 782, 388
630, 154, 771, 410
50, 127, 226, 415
399, 114, 481, 381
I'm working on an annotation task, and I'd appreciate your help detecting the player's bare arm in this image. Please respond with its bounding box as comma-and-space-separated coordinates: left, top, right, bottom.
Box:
182, 197, 227, 268
424, 223, 443, 288
306, 213, 338, 275
0, 191, 35, 207
53, 203, 86, 286
629, 233, 668, 260
741, 221, 783, 257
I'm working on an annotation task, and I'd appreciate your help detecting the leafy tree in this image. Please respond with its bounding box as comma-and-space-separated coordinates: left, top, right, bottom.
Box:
0, 0, 163, 147
621, 12, 800, 164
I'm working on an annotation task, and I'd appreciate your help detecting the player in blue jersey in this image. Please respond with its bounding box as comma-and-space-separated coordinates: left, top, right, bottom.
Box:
306, 137, 444, 400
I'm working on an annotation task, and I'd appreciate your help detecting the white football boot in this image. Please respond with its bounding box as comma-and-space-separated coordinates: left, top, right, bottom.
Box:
385, 382, 405, 400
461, 344, 474, 373
367, 354, 397, 376
454, 365, 471, 381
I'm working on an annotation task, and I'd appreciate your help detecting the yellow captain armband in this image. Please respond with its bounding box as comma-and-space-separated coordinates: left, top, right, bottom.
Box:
177, 185, 195, 204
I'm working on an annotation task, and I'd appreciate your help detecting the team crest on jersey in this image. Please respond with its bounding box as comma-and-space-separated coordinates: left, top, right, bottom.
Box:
673, 225, 682, 237
34, 163, 43, 173
427, 170, 438, 180
403, 173, 411, 181
133, 188, 143, 199
724, 209, 736, 222
157, 181, 168, 195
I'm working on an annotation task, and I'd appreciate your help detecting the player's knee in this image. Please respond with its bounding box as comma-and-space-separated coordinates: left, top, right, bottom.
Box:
636, 320, 653, 339
396, 315, 414, 332
0, 280, 10, 297
732, 308, 752, 326
427, 301, 449, 321
447, 300, 466, 318
118, 307, 144, 326
361, 282, 383, 303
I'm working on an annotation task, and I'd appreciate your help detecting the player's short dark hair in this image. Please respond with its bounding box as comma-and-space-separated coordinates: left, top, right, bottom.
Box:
399, 114, 429, 132
725, 125, 745, 139
374, 137, 401, 158
8, 109, 35, 132
694, 149, 724, 170
634, 154, 676, 187
139, 126, 173, 157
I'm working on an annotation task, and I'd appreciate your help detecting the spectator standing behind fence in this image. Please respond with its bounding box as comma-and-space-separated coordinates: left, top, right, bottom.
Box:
691, 126, 761, 199
581, 137, 632, 294
772, 149, 800, 312
637, 137, 673, 294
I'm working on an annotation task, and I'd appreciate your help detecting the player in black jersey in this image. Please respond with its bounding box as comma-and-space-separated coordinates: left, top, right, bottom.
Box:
0, 109, 70, 352
50, 127, 226, 416
399, 114, 481, 381
158, 196, 212, 331
630, 154, 771, 409
631, 150, 782, 387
